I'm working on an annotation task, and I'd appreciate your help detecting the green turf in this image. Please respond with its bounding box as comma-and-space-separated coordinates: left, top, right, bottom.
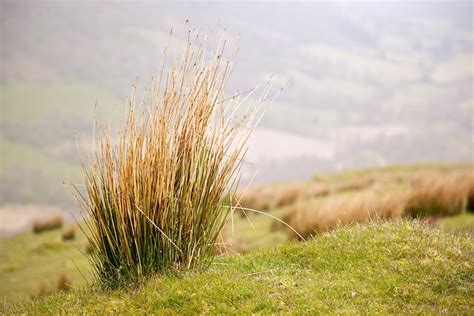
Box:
438, 213, 474, 235
0, 207, 284, 304
4, 221, 473, 314
0, 224, 91, 303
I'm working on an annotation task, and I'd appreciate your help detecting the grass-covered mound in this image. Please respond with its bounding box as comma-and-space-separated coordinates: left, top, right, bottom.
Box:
6, 221, 473, 314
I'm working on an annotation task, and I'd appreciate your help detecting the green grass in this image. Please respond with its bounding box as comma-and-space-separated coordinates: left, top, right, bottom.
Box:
226, 208, 288, 253
0, 82, 121, 124
0, 206, 284, 304
0, 225, 91, 303
5, 221, 473, 314
439, 213, 474, 235
0, 82, 124, 205
0, 135, 81, 205
0, 135, 80, 179
2, 164, 473, 311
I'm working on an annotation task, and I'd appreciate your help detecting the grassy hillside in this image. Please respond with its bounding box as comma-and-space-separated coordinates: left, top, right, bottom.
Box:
0, 135, 80, 206
439, 213, 474, 235
0, 135, 80, 179
0, 83, 121, 124
0, 224, 91, 302
4, 221, 473, 314
0, 83, 123, 206
1, 164, 473, 303
237, 164, 473, 238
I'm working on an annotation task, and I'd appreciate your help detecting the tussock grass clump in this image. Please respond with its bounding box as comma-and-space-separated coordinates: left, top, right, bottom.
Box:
276, 184, 303, 207
73, 36, 266, 286
279, 191, 408, 239
406, 173, 469, 217
36, 272, 73, 297
234, 188, 272, 214
275, 169, 474, 239
85, 240, 95, 255
61, 227, 75, 241
467, 173, 474, 212
57, 273, 72, 292
32, 215, 63, 234
37, 282, 53, 297
302, 183, 330, 199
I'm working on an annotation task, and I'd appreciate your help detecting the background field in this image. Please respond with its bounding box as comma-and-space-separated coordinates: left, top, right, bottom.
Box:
1, 3, 472, 231
1, 164, 473, 305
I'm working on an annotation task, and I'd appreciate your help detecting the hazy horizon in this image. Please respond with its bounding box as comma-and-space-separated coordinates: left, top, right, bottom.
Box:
1, 1, 473, 226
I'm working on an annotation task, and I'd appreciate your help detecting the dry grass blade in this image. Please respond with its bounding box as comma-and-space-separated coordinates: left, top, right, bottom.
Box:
406, 172, 469, 217
71, 33, 268, 286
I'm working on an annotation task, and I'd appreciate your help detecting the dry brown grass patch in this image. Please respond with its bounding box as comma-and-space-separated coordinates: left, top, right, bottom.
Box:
276, 184, 303, 207
466, 172, 474, 212
406, 172, 469, 217
32, 215, 63, 234
235, 187, 274, 215
280, 191, 408, 239
37, 281, 53, 297
61, 227, 75, 241
57, 272, 72, 292
302, 183, 330, 199
332, 176, 375, 193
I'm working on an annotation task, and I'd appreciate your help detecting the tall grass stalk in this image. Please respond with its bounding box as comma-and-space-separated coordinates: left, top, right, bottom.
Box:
72, 35, 267, 286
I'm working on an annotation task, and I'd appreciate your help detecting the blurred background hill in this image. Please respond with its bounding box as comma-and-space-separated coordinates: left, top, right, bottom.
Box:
0, 1, 472, 234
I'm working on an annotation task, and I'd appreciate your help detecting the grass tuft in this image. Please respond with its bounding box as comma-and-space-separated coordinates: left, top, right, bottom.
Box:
406, 172, 469, 217
71, 35, 266, 287
280, 191, 408, 239
32, 215, 63, 234
61, 227, 75, 241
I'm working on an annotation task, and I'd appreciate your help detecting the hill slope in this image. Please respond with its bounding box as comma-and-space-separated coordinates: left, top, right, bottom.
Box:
6, 221, 473, 314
